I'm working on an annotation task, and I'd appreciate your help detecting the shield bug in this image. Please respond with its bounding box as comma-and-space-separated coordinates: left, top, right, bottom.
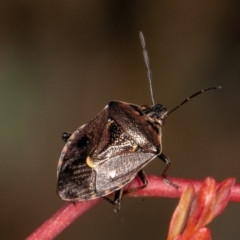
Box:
57, 32, 221, 211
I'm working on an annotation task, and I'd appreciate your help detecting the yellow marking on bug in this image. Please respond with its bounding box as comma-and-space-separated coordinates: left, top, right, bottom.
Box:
107, 119, 114, 126
132, 145, 138, 152
86, 156, 95, 168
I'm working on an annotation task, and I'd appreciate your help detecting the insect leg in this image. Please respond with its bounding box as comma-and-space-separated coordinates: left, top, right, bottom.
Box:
123, 170, 148, 195
159, 153, 170, 178
159, 153, 179, 189
103, 189, 123, 212
61, 132, 72, 142
103, 170, 148, 211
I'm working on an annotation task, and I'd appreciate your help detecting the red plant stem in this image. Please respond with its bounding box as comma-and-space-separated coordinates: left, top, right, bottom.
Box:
26, 199, 100, 240
127, 175, 240, 201
26, 175, 240, 240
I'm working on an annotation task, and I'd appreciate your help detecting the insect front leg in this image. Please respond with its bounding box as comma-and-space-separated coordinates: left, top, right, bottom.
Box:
61, 132, 72, 142
103, 170, 148, 212
123, 170, 148, 195
103, 189, 123, 212
158, 153, 179, 189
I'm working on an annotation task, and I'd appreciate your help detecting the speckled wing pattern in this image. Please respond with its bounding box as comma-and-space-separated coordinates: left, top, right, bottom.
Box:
57, 101, 161, 201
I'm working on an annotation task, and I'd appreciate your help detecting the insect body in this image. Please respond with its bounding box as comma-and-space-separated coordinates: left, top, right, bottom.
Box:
57, 101, 166, 203
57, 32, 220, 211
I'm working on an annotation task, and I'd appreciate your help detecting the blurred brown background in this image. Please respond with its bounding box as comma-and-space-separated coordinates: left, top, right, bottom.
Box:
0, 1, 240, 239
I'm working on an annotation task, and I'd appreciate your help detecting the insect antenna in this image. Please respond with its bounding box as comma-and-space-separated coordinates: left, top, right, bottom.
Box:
139, 31, 155, 105
167, 86, 221, 116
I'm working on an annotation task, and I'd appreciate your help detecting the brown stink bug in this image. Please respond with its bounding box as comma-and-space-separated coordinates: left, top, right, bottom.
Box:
57, 32, 221, 211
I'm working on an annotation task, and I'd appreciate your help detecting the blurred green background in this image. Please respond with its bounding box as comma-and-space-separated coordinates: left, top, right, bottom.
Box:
0, 1, 240, 239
